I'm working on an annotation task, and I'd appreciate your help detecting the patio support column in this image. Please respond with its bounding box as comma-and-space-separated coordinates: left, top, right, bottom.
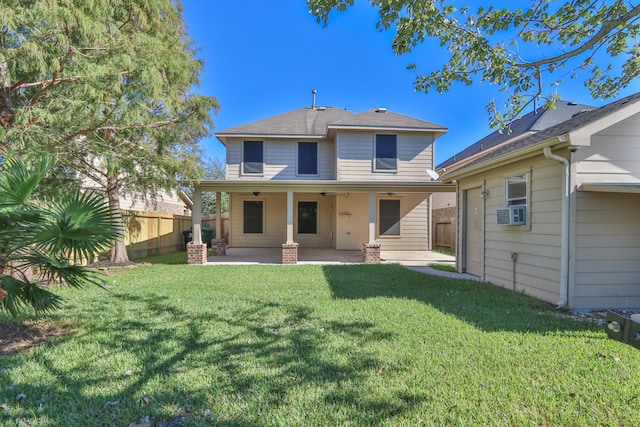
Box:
368, 191, 376, 243
211, 190, 226, 256
286, 190, 294, 244
215, 191, 222, 239
363, 191, 381, 263
192, 187, 202, 229
282, 189, 298, 264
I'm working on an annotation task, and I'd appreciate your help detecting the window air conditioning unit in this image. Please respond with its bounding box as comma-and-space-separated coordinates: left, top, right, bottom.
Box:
496, 205, 527, 225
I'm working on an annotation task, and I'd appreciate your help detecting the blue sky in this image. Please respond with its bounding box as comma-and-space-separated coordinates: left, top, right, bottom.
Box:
181, 1, 638, 165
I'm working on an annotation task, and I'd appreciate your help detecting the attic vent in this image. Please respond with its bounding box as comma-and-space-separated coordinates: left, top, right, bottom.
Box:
567, 102, 578, 106
376, 107, 387, 113
316, 106, 326, 111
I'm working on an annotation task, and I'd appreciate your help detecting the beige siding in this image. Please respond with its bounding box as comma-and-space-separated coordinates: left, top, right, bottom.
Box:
336, 131, 434, 181
576, 111, 640, 185
375, 193, 429, 251
431, 192, 456, 210
458, 155, 564, 303
335, 193, 369, 250
225, 138, 335, 180
229, 193, 286, 247
573, 192, 640, 309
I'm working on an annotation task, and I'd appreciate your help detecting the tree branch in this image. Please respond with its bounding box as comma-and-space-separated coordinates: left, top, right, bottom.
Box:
515, 5, 640, 69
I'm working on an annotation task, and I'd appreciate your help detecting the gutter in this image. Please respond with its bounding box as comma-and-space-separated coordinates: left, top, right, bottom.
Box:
543, 146, 570, 308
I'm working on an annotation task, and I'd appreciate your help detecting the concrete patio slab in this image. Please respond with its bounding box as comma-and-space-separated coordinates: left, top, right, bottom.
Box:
202, 247, 484, 282
205, 247, 455, 267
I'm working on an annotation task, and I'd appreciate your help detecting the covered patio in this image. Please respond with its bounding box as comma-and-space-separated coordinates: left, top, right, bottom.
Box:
185, 180, 456, 265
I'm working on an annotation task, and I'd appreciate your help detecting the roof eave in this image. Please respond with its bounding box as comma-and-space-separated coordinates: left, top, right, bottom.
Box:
440, 135, 569, 182
216, 133, 326, 145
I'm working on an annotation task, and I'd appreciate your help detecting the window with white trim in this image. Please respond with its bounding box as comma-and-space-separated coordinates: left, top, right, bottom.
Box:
375, 134, 397, 171
379, 199, 400, 236
243, 200, 263, 234
243, 141, 263, 175
506, 174, 528, 206
297, 201, 317, 234
297, 142, 318, 175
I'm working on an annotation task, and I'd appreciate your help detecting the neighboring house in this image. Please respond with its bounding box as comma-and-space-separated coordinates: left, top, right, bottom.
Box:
431, 101, 596, 253
119, 189, 192, 216
441, 92, 640, 310
189, 102, 454, 263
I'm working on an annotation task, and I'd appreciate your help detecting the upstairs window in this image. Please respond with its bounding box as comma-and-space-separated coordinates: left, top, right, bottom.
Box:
375, 134, 397, 171
379, 199, 400, 236
243, 141, 263, 175
298, 142, 318, 175
297, 201, 318, 234
243, 200, 263, 234
506, 174, 527, 206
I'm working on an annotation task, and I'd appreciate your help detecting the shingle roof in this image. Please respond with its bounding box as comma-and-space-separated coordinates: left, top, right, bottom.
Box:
216, 107, 356, 139
437, 101, 595, 169
330, 108, 447, 131
216, 106, 446, 144
452, 91, 640, 174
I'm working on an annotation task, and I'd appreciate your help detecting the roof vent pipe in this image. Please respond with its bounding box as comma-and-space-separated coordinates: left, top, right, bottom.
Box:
312, 89, 317, 109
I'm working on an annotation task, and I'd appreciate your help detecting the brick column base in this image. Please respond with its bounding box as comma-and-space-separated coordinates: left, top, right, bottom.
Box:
210, 239, 227, 256
187, 242, 208, 264
282, 242, 299, 265
362, 243, 381, 263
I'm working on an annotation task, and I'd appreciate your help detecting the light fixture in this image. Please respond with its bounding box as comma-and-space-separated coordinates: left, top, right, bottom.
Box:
320, 192, 326, 196
252, 192, 260, 196
480, 190, 490, 199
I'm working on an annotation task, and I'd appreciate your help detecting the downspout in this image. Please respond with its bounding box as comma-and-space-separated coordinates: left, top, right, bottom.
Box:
543, 146, 569, 308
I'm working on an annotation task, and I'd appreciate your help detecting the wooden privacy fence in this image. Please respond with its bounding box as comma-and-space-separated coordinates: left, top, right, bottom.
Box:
122, 210, 192, 260
432, 206, 457, 253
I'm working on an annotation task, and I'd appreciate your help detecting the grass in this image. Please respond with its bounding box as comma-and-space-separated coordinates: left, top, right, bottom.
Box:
427, 262, 456, 272
1, 259, 639, 426
138, 250, 189, 265
432, 248, 455, 257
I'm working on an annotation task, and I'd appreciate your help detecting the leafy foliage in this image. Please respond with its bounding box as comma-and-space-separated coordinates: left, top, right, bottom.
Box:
0, 156, 119, 317
0, 0, 219, 262
183, 157, 228, 215
308, 0, 640, 127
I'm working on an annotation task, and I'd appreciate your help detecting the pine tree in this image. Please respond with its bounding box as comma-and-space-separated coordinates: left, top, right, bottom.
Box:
0, 0, 218, 262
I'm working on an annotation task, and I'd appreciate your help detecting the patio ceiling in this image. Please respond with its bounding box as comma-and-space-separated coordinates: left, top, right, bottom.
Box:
186, 179, 456, 194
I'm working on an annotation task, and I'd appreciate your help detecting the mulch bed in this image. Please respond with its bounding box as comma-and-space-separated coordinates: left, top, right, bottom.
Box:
0, 320, 73, 355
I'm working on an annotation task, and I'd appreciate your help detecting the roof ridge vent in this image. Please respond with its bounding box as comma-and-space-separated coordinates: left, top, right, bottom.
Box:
376, 107, 387, 113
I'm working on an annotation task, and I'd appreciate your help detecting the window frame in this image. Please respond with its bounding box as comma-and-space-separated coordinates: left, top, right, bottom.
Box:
297, 141, 319, 176
505, 173, 528, 207
243, 200, 264, 234
297, 201, 318, 235
378, 198, 401, 237
374, 134, 398, 172
242, 140, 264, 176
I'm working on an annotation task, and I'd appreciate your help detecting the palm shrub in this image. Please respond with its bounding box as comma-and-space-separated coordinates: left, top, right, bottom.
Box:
0, 155, 119, 316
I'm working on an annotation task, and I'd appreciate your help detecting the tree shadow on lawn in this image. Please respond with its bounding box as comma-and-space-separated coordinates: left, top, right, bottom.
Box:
1, 291, 418, 426
322, 264, 604, 335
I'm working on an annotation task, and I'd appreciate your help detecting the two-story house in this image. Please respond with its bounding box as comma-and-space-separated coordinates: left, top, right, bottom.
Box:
187, 102, 454, 264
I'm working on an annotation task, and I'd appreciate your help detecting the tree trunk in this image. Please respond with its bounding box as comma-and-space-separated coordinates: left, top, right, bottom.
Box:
0, 61, 15, 130
106, 173, 130, 263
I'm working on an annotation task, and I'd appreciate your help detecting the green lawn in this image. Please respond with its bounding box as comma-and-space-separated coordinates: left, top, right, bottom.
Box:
1, 260, 638, 426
